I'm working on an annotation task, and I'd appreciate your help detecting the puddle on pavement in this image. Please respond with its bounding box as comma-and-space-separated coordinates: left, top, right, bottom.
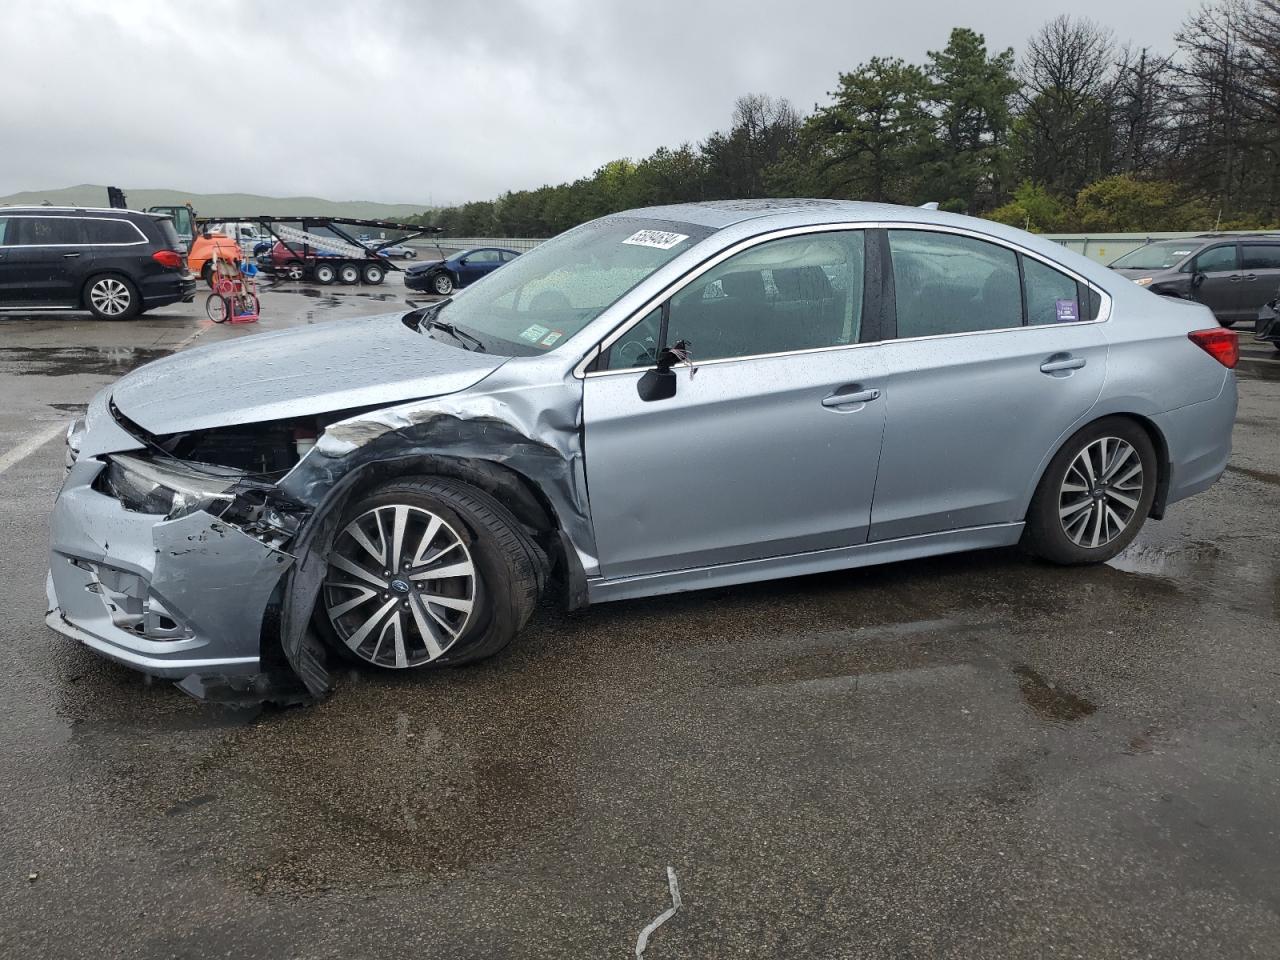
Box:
1012, 664, 1096, 723
0, 345, 168, 377
1226, 464, 1280, 488
1108, 540, 1224, 579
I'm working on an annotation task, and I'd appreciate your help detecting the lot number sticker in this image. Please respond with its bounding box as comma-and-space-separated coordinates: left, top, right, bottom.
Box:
519, 324, 550, 343
622, 230, 689, 250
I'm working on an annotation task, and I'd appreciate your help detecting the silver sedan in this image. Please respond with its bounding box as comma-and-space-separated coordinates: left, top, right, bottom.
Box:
48, 200, 1238, 698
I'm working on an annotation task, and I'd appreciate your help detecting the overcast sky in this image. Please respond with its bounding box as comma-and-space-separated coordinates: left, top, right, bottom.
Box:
0, 0, 1200, 206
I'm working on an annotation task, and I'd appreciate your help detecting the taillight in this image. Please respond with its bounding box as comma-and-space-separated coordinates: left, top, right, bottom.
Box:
1188, 328, 1239, 368
152, 249, 183, 269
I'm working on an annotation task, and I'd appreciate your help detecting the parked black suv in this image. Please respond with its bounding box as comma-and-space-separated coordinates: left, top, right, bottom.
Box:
0, 207, 196, 319
1108, 234, 1280, 327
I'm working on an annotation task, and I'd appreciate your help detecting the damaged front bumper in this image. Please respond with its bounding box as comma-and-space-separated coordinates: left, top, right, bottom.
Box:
46, 457, 293, 682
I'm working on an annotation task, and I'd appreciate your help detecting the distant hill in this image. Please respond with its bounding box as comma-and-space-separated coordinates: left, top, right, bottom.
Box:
0, 184, 432, 222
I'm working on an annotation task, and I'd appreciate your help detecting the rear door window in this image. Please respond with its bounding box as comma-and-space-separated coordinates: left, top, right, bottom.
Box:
888, 230, 1022, 337
8, 217, 84, 245
1024, 257, 1083, 325
1241, 244, 1280, 270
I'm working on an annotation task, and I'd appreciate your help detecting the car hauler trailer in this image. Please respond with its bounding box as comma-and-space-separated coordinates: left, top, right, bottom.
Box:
198, 215, 442, 285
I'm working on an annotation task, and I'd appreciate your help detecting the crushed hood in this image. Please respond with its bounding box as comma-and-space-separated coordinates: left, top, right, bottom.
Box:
110, 312, 507, 434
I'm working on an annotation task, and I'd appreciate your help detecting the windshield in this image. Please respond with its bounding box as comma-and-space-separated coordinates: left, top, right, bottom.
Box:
424, 216, 713, 356
1110, 240, 1198, 271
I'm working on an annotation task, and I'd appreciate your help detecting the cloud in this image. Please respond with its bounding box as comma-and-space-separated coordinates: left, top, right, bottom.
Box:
0, 0, 1192, 205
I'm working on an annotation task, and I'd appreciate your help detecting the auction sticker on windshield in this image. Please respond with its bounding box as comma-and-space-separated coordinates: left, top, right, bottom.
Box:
622, 230, 689, 250
520, 324, 551, 343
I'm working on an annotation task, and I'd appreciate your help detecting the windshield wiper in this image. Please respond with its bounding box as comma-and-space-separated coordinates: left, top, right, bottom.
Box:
425, 317, 486, 353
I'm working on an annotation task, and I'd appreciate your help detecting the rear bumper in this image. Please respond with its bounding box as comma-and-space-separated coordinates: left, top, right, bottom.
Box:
140, 273, 197, 307
47, 458, 291, 680
1153, 373, 1238, 507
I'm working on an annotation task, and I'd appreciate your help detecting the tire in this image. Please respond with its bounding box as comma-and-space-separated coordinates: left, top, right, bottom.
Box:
1022, 417, 1157, 565
313, 262, 337, 285
362, 263, 385, 285
284, 262, 305, 281
432, 272, 454, 296
206, 293, 229, 323
201, 262, 214, 287
403, 249, 416, 260
84, 274, 141, 320
338, 262, 361, 285
316, 477, 542, 670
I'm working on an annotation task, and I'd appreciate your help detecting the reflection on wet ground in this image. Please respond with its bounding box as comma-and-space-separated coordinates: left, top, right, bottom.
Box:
1012, 664, 1097, 723
0, 345, 170, 376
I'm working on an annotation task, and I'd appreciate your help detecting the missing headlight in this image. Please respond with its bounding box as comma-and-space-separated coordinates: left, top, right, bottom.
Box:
98, 454, 244, 519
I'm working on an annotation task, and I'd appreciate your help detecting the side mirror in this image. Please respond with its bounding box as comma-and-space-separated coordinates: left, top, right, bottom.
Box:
636, 346, 681, 402
1191, 271, 1206, 288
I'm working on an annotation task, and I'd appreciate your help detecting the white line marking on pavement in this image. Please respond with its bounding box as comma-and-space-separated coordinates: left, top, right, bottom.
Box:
0, 422, 67, 476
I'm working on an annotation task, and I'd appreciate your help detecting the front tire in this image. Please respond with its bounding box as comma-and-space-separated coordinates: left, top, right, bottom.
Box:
432, 272, 454, 296
1023, 417, 1157, 565
84, 274, 141, 320
317, 478, 542, 670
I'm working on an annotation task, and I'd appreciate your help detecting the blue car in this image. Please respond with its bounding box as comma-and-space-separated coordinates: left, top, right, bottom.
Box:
403, 247, 520, 296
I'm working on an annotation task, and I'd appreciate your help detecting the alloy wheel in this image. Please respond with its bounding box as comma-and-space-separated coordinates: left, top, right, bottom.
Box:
90, 278, 131, 316
433, 273, 453, 295
323, 504, 476, 668
1057, 437, 1144, 548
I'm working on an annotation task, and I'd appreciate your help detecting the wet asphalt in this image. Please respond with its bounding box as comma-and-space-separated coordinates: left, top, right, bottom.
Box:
0, 281, 1278, 959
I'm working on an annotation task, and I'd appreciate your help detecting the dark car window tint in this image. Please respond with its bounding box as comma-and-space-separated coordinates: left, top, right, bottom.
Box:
1024, 257, 1081, 325
82, 219, 141, 244
663, 231, 865, 362
889, 230, 1021, 337
0, 218, 8, 245
604, 306, 662, 370
1241, 244, 1280, 270
9, 217, 83, 246
1195, 245, 1238, 273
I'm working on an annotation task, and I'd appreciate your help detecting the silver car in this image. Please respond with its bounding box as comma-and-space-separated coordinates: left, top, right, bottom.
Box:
47, 200, 1239, 698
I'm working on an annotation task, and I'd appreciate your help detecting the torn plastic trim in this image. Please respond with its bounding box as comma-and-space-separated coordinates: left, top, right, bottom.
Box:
261, 383, 596, 697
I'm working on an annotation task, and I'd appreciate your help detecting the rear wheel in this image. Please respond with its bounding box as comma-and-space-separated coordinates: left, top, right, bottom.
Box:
313, 262, 337, 284
338, 262, 361, 284
84, 274, 140, 320
432, 272, 454, 296
362, 263, 385, 284
318, 478, 542, 669
1022, 417, 1157, 565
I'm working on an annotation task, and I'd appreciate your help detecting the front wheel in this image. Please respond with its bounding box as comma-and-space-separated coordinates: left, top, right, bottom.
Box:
284, 262, 305, 281
1022, 417, 1157, 565
206, 293, 229, 323
432, 272, 454, 296
317, 478, 542, 670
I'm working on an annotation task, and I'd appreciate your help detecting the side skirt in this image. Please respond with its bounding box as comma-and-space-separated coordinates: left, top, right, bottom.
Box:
586, 523, 1026, 604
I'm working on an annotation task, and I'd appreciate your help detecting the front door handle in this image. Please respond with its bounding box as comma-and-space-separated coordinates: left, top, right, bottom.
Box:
63, 252, 81, 258
822, 386, 880, 408
1227, 274, 1242, 282
1040, 356, 1087, 374
1243, 273, 1257, 281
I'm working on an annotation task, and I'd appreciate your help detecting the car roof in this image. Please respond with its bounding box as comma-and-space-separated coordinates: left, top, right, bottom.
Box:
0, 205, 157, 219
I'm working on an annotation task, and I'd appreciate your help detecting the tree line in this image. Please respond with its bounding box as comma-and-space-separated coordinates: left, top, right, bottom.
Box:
419, 1, 1280, 237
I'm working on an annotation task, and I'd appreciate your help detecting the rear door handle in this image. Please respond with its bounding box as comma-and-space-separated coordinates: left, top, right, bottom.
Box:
1244, 273, 1257, 281
822, 387, 880, 407
63, 252, 81, 258
1228, 274, 1242, 282
1040, 356, 1087, 373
